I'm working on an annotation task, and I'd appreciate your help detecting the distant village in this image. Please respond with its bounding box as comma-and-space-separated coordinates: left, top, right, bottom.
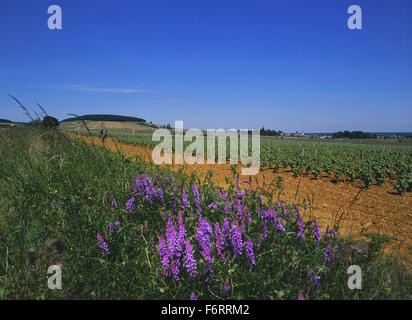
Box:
278, 131, 411, 140
259, 127, 411, 140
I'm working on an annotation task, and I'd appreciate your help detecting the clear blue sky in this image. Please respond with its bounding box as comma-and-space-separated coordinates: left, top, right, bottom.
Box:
0, 0, 411, 132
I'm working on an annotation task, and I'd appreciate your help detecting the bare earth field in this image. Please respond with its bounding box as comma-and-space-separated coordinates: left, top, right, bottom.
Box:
71, 133, 412, 266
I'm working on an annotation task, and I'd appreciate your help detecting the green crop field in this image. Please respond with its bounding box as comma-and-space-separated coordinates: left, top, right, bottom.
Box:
70, 129, 412, 194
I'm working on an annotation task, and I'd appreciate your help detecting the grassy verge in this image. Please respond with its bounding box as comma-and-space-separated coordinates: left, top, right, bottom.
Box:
0, 127, 410, 299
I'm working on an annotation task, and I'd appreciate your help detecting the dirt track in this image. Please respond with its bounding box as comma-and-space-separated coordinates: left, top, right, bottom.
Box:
72, 133, 412, 265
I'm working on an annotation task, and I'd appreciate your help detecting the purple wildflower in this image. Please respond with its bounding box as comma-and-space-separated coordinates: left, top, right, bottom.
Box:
208, 201, 218, 209
268, 206, 277, 222
230, 221, 243, 259
279, 200, 286, 219
245, 238, 256, 269
214, 222, 226, 262
219, 191, 227, 200
159, 235, 171, 276
237, 189, 246, 199
297, 217, 304, 241
97, 233, 110, 255
236, 199, 243, 216
184, 240, 197, 279
311, 221, 321, 249
223, 203, 232, 214
177, 212, 186, 254
204, 267, 214, 282
276, 218, 286, 233
166, 214, 178, 257
221, 217, 230, 247
307, 267, 321, 296
125, 197, 135, 213
157, 188, 165, 205
171, 260, 180, 281
131, 182, 137, 196
135, 175, 143, 196
258, 194, 264, 205
145, 185, 153, 204
246, 207, 252, 223
193, 183, 199, 202
196, 217, 213, 264
190, 292, 197, 300
193, 183, 201, 214
182, 188, 190, 210
324, 243, 335, 264
108, 222, 114, 233
258, 207, 268, 220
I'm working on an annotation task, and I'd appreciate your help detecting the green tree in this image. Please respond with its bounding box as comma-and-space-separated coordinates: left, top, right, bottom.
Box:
42, 115, 59, 128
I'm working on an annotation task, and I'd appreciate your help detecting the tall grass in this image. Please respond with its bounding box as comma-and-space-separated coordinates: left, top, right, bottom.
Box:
0, 126, 410, 299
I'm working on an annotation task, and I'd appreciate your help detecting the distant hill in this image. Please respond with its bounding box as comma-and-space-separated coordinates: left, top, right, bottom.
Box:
0, 119, 12, 123
60, 118, 159, 134
61, 114, 146, 123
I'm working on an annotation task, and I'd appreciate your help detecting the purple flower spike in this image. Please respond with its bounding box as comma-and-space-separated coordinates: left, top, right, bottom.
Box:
177, 212, 186, 254
230, 221, 243, 259
222, 217, 230, 247
297, 217, 304, 241
324, 243, 335, 264
193, 183, 199, 202
214, 222, 226, 262
310, 221, 321, 249
276, 219, 286, 233
97, 233, 110, 255
196, 217, 213, 264
125, 197, 135, 213
184, 240, 197, 279
245, 238, 256, 269
158, 235, 171, 276
236, 199, 243, 216
193, 183, 201, 214
131, 182, 137, 196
